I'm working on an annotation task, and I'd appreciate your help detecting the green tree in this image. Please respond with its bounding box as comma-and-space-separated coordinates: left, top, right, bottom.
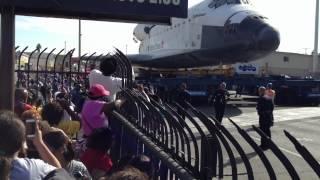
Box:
36, 43, 42, 52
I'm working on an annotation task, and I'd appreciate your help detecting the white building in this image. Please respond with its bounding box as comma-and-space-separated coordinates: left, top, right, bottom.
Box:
234, 51, 316, 77
15, 52, 71, 71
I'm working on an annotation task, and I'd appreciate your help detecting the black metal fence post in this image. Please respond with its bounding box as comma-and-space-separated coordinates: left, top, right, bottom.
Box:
16, 46, 28, 87
0, 6, 15, 110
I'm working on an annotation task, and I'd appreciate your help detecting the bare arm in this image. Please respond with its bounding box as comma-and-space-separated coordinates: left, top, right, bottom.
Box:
102, 99, 124, 115
64, 105, 81, 122
58, 99, 81, 122
33, 121, 61, 168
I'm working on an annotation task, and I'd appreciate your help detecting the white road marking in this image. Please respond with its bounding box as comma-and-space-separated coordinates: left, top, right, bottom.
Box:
222, 107, 320, 127
185, 107, 320, 170
249, 135, 303, 158
296, 138, 314, 142
250, 135, 320, 164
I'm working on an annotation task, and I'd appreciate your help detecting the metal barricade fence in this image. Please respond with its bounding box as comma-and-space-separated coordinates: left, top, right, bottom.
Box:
15, 47, 132, 102
14, 46, 320, 179
115, 89, 320, 179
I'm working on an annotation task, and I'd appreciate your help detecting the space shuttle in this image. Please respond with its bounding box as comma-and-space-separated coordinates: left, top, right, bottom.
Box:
128, 0, 280, 69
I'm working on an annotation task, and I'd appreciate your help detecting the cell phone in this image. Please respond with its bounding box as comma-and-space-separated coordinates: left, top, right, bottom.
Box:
26, 119, 36, 138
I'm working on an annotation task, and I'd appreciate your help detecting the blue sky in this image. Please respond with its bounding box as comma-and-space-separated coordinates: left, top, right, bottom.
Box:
15, 0, 317, 55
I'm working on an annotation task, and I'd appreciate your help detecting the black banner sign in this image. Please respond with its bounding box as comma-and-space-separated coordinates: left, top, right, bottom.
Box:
0, 0, 188, 24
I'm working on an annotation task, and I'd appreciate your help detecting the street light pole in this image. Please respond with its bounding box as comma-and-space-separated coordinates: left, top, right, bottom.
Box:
313, 0, 319, 73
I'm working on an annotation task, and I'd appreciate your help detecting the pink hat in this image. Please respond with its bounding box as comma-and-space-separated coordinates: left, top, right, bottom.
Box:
89, 84, 110, 98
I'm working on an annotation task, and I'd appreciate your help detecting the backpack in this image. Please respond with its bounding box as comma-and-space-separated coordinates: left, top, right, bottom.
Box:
43, 168, 75, 180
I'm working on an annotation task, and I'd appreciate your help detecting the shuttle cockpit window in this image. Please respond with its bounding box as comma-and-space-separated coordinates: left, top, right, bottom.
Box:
208, 0, 241, 9
240, 0, 251, 4
226, 0, 240, 4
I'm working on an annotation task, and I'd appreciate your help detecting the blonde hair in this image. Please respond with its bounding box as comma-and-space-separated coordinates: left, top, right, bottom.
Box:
21, 109, 41, 122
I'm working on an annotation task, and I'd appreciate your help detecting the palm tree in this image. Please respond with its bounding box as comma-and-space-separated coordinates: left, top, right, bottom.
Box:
36, 43, 42, 52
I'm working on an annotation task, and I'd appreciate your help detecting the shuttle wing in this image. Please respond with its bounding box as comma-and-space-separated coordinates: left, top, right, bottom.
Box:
127, 42, 261, 69
128, 49, 197, 68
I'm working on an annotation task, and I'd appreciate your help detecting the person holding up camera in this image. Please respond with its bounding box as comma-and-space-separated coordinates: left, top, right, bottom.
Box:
43, 130, 91, 179
0, 111, 63, 180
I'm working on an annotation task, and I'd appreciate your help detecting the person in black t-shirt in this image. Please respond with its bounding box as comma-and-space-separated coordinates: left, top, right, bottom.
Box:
175, 83, 191, 120
213, 82, 230, 123
257, 86, 274, 150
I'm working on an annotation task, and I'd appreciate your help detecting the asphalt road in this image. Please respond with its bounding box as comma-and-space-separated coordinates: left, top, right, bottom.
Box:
189, 105, 320, 179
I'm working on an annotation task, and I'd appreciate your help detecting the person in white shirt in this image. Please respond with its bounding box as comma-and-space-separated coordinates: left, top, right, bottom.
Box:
0, 111, 61, 180
89, 57, 122, 101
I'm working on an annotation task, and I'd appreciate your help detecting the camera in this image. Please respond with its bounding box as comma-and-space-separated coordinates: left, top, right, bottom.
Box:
26, 119, 36, 138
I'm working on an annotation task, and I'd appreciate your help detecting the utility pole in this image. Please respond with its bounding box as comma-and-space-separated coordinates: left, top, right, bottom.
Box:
313, 0, 319, 73
78, 19, 81, 58
64, 41, 67, 54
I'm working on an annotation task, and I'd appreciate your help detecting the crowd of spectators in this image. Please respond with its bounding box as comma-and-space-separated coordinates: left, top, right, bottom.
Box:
4, 53, 274, 179
1, 56, 156, 180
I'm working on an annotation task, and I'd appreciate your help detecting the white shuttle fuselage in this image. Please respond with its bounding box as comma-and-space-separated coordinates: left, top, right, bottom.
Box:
130, 0, 280, 69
